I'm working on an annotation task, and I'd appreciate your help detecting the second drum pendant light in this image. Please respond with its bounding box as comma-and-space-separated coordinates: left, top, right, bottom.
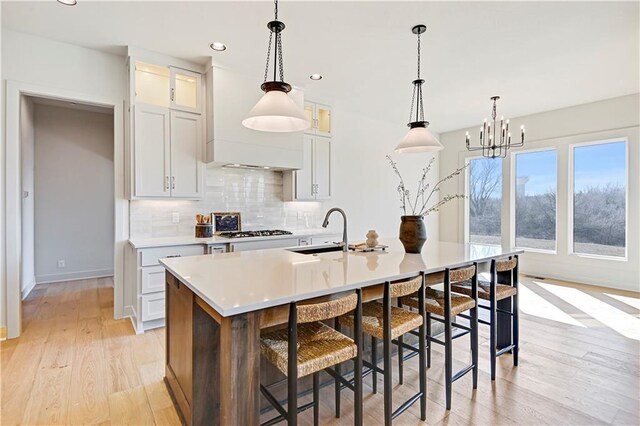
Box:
395, 25, 443, 153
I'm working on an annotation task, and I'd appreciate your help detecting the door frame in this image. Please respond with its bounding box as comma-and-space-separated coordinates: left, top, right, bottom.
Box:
4, 80, 128, 339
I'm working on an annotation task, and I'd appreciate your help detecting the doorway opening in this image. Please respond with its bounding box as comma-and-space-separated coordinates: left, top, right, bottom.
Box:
20, 95, 115, 303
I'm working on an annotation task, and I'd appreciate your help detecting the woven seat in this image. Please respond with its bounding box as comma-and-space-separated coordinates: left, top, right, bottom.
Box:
404, 287, 476, 316
261, 321, 357, 379
451, 281, 517, 301
340, 301, 423, 340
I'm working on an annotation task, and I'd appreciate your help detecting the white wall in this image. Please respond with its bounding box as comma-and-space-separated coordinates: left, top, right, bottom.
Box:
438, 94, 640, 291
330, 102, 441, 242
19, 96, 35, 298
1, 29, 127, 332
33, 103, 114, 283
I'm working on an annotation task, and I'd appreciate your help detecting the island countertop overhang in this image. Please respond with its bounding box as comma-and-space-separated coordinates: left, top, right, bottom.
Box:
160, 239, 523, 317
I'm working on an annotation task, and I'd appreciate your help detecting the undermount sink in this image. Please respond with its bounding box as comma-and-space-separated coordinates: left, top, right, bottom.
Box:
287, 245, 345, 255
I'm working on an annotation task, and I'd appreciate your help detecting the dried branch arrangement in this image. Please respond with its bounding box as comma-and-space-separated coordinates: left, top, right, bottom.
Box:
386, 155, 469, 216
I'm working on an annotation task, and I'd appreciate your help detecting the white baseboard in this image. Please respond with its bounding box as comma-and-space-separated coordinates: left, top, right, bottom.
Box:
21, 276, 36, 300
36, 269, 114, 284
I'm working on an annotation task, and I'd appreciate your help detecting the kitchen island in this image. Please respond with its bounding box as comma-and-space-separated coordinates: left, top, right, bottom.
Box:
160, 239, 522, 425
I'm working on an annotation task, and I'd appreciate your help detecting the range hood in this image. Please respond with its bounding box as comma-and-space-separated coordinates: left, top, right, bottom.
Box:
205, 64, 307, 171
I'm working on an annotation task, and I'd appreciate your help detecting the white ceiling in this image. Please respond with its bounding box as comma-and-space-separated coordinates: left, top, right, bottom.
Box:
2, 1, 638, 133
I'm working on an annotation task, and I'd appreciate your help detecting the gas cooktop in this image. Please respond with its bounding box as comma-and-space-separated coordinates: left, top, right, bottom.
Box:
217, 230, 293, 239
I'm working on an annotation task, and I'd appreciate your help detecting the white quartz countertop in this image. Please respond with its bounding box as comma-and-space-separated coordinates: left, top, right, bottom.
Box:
128, 228, 338, 248
160, 239, 523, 317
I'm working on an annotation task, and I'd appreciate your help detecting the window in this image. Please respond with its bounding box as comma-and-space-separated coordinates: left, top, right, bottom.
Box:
515, 150, 557, 250
572, 141, 627, 257
468, 157, 502, 245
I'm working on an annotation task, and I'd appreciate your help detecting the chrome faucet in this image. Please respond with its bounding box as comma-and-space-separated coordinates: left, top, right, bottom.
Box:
322, 208, 348, 252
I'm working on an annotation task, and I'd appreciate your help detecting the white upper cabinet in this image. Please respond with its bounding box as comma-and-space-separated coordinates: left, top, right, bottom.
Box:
132, 107, 202, 199
205, 65, 306, 169
128, 53, 204, 200
133, 61, 202, 113
134, 105, 171, 198
170, 111, 203, 198
305, 101, 332, 138
294, 135, 315, 199
283, 134, 332, 201
170, 67, 201, 113
314, 136, 331, 199
135, 62, 170, 108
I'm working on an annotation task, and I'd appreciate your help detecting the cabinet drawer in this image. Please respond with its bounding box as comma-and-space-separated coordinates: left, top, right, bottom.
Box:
141, 293, 166, 321
140, 245, 204, 266
141, 265, 166, 294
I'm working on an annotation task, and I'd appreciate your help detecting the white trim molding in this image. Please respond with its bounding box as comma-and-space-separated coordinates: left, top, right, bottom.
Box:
4, 80, 129, 339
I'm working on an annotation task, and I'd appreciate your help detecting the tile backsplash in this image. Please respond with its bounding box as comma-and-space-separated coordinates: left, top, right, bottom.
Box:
129, 166, 327, 239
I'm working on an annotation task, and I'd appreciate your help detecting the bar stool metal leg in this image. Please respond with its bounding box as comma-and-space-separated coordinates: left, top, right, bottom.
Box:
354, 288, 364, 426
288, 303, 298, 426
489, 260, 498, 381
313, 372, 320, 426
444, 273, 453, 411
418, 273, 427, 421
513, 258, 520, 366
470, 264, 479, 389
334, 317, 342, 418
372, 337, 378, 393
383, 283, 393, 426
397, 298, 404, 385
426, 312, 432, 368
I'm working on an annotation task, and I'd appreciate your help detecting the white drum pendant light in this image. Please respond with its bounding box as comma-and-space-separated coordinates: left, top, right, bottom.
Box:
242, 0, 308, 133
395, 25, 443, 153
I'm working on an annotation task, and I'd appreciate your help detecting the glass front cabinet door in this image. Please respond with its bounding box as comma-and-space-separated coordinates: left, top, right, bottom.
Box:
170, 67, 201, 113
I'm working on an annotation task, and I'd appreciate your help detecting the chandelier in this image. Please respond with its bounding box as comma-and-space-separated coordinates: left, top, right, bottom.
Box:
466, 96, 525, 158
395, 25, 443, 153
242, 0, 308, 133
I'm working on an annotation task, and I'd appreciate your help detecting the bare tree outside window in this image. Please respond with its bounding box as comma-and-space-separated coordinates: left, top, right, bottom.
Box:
468, 158, 502, 245
573, 141, 626, 257
515, 150, 557, 250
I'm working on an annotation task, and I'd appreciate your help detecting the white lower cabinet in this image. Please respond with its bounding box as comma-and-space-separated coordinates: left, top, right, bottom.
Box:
141, 293, 166, 321
127, 244, 206, 333
141, 265, 166, 294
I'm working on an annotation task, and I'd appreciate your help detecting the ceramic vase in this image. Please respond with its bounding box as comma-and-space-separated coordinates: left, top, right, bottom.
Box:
399, 215, 427, 253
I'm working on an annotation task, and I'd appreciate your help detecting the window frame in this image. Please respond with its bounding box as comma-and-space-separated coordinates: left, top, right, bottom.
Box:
510, 147, 559, 254
568, 137, 629, 261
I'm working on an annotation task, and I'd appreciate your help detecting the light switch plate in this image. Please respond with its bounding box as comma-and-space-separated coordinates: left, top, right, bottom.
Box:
172, 212, 180, 224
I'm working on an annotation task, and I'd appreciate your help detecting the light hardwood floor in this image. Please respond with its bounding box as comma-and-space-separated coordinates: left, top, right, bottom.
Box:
1, 276, 638, 425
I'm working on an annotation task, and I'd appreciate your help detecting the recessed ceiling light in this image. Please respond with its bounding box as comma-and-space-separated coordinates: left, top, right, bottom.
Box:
309, 74, 323, 81
57, 0, 77, 5
209, 42, 227, 52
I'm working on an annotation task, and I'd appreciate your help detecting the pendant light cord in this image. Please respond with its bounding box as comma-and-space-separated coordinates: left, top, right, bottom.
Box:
417, 31, 421, 80
262, 0, 286, 84
409, 29, 425, 124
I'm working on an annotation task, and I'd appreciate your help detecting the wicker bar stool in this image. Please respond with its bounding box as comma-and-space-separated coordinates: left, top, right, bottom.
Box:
403, 264, 479, 411
339, 275, 427, 425
452, 255, 519, 380
260, 290, 363, 426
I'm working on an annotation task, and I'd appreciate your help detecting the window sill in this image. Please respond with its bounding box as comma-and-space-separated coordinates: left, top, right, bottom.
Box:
569, 253, 628, 262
